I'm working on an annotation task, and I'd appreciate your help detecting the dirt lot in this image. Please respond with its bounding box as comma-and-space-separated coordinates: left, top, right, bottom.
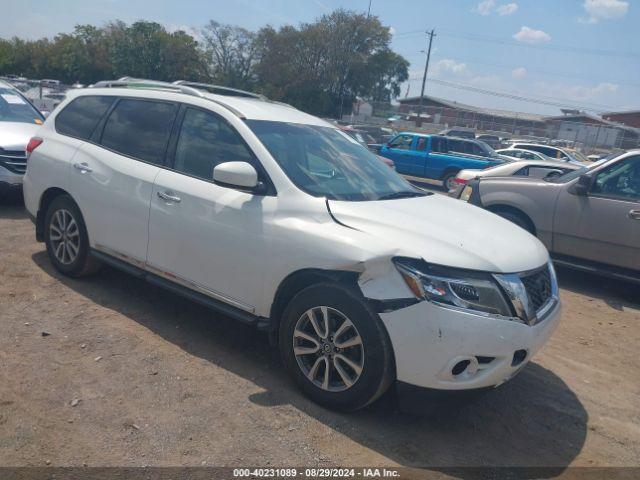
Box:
1, 194, 639, 475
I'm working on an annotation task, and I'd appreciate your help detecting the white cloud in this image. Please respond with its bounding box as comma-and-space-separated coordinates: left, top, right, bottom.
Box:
581, 0, 629, 24
497, 3, 519, 15
473, 0, 495, 15
533, 81, 619, 103
513, 26, 551, 44
388, 26, 396, 35
433, 59, 468, 77
511, 67, 527, 79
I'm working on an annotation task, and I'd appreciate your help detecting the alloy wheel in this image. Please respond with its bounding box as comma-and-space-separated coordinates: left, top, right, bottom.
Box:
49, 209, 80, 265
293, 306, 365, 392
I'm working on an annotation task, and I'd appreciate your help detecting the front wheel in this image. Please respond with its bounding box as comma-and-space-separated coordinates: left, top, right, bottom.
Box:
279, 283, 395, 411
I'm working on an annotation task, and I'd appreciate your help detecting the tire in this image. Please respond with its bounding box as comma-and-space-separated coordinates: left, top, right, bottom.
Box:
44, 195, 100, 277
442, 171, 458, 192
495, 210, 534, 234
279, 282, 395, 411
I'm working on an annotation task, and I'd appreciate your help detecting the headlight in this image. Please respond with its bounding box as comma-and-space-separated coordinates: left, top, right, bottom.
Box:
393, 257, 515, 319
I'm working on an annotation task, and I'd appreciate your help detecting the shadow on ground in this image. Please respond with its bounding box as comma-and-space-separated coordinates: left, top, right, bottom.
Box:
0, 193, 27, 219
31, 251, 588, 477
556, 265, 640, 312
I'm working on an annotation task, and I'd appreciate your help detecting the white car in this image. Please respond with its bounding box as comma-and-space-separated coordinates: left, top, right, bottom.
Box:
0, 80, 44, 196
496, 148, 554, 162
23, 80, 561, 411
507, 143, 586, 166
449, 159, 580, 198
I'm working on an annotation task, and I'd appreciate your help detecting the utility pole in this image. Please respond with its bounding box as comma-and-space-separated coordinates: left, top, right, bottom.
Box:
367, 0, 372, 17
417, 29, 435, 127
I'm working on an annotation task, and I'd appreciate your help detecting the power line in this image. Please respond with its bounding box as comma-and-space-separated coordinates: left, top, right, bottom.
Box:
408, 76, 619, 112
394, 29, 640, 59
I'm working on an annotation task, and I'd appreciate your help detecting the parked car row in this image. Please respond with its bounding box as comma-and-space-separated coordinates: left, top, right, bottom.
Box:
21, 78, 562, 412
454, 151, 640, 283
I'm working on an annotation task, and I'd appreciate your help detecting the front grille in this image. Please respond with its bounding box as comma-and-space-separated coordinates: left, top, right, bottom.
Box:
521, 266, 552, 313
0, 149, 27, 174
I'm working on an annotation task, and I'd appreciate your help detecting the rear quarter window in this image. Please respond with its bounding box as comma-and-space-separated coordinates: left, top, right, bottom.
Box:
55, 96, 115, 140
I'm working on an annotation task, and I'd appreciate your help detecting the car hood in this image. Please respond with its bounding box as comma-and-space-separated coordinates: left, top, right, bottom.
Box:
0, 122, 41, 151
328, 194, 549, 273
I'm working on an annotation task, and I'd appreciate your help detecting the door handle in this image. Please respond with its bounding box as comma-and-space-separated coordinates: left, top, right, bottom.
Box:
629, 209, 640, 220
73, 162, 92, 173
157, 191, 181, 203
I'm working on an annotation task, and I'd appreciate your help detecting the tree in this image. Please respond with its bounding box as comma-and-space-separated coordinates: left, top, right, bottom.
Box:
201, 21, 260, 89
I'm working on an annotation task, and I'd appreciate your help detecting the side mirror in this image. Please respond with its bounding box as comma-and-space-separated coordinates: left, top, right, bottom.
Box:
213, 161, 261, 191
569, 174, 591, 196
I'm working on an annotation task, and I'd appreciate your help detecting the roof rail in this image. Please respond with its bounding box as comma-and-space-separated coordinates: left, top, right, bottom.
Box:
91, 77, 205, 98
172, 80, 264, 99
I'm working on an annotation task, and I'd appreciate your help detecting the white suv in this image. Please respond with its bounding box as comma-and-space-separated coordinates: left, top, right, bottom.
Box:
23, 80, 562, 411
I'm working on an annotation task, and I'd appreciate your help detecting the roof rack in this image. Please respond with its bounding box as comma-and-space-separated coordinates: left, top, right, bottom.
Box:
172, 80, 264, 99
91, 77, 205, 98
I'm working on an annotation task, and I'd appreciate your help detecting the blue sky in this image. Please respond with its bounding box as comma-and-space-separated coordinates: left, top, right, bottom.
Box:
1, 0, 638, 115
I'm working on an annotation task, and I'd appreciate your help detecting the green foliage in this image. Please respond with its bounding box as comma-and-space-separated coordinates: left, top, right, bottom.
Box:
0, 10, 408, 117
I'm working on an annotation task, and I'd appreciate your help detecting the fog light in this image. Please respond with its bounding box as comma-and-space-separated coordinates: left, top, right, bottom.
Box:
512, 349, 527, 366
452, 360, 470, 376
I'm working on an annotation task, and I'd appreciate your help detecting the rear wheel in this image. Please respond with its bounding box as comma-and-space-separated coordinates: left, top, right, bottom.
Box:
44, 195, 100, 277
279, 283, 394, 411
442, 171, 459, 192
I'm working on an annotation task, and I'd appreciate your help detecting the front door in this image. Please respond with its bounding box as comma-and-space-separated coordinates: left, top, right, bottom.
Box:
381, 134, 416, 175
146, 107, 272, 312
553, 155, 640, 270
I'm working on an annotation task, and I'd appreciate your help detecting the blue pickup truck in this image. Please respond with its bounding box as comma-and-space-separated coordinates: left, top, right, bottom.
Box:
379, 133, 504, 190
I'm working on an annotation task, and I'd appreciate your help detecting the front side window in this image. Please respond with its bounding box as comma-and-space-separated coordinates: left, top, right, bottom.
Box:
101, 99, 177, 164
388, 134, 413, 150
174, 108, 255, 180
56, 96, 114, 140
246, 120, 424, 201
591, 156, 640, 200
0, 87, 44, 124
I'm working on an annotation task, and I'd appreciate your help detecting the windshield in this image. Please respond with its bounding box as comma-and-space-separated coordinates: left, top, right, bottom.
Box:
566, 150, 590, 163
246, 120, 426, 201
0, 87, 44, 124
476, 140, 500, 158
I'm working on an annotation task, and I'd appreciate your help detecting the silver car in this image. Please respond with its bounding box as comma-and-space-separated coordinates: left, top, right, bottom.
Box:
461, 151, 640, 282
0, 80, 44, 196
449, 159, 579, 198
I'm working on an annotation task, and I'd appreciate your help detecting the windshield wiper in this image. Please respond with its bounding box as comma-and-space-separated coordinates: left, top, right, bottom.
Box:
377, 191, 430, 200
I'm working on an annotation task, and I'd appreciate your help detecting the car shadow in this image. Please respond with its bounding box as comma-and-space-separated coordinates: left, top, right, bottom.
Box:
32, 251, 588, 476
0, 193, 27, 219
556, 265, 640, 312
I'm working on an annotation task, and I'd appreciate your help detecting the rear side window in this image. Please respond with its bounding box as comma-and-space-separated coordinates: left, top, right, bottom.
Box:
56, 96, 114, 140
173, 107, 254, 181
431, 136, 447, 153
100, 99, 177, 164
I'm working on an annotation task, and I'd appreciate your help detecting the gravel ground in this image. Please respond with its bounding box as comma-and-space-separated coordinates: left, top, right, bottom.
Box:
1, 194, 639, 475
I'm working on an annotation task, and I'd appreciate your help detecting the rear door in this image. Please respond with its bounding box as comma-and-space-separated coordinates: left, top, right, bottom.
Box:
69, 97, 178, 264
146, 106, 274, 312
553, 155, 640, 270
